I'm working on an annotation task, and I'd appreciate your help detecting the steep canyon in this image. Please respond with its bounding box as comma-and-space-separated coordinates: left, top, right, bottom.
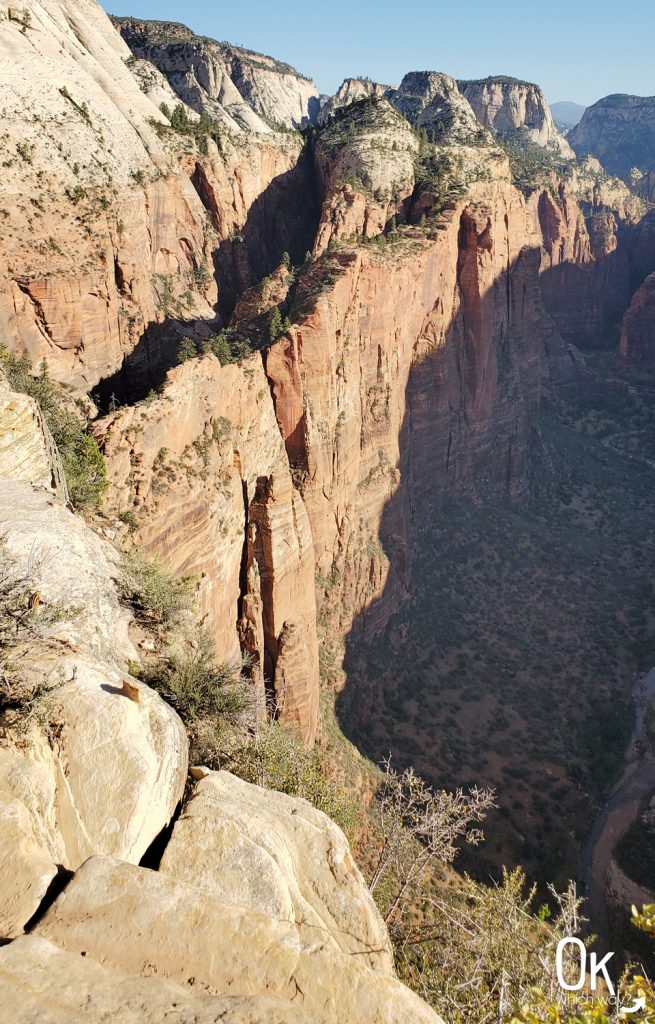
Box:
3, 4, 655, 1013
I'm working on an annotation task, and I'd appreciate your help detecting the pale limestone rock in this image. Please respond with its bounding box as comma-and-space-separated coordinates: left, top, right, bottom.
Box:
114, 18, 319, 132
0, 481, 188, 935
0, 747, 64, 937
318, 77, 389, 125
390, 71, 485, 145
458, 78, 573, 155
0, 935, 314, 1023
314, 97, 419, 251
0, 371, 67, 498
35, 855, 443, 1024
0, 480, 134, 664
159, 770, 394, 972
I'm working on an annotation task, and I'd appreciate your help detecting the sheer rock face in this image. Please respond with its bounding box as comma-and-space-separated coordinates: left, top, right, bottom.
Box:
267, 182, 571, 632
33, 853, 442, 1024
458, 78, 573, 155
113, 17, 319, 132
98, 355, 319, 743
0, 481, 188, 937
568, 93, 655, 179
618, 272, 655, 371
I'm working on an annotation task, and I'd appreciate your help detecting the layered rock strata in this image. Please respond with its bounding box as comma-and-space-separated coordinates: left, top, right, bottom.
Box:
98, 354, 320, 743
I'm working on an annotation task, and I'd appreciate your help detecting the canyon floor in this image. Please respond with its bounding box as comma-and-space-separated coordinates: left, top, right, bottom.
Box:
337, 365, 655, 906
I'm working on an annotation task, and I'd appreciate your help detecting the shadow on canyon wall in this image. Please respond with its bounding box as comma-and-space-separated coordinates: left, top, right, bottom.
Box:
540, 208, 655, 351
333, 221, 655, 890
95, 153, 321, 408
196, 149, 321, 319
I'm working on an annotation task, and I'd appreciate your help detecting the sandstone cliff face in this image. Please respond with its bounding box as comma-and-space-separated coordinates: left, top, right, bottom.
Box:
114, 17, 319, 132
0, 0, 318, 395
98, 354, 319, 743
266, 182, 569, 633
618, 271, 655, 371
390, 71, 486, 144
458, 77, 573, 155
568, 93, 655, 179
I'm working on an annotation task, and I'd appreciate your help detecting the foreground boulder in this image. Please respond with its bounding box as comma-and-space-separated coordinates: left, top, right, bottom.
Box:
159, 769, 394, 972
0, 935, 312, 1023
0, 481, 188, 936
34, 855, 442, 1023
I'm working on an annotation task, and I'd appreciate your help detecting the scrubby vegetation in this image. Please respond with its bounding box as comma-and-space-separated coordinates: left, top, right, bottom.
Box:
0, 540, 66, 730
150, 103, 222, 155
119, 550, 193, 626
0, 346, 107, 509
498, 133, 575, 194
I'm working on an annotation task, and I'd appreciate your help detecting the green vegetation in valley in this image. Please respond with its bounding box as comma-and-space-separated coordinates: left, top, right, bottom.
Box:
339, 384, 655, 891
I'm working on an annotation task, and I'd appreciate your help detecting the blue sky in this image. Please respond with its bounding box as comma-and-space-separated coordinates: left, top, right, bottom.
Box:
103, 0, 654, 107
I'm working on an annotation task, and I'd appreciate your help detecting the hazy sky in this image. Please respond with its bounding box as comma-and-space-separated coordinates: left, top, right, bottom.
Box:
103, 0, 654, 107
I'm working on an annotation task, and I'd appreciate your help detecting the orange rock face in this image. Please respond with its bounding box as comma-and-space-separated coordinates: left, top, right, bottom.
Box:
99, 355, 319, 743
266, 182, 570, 633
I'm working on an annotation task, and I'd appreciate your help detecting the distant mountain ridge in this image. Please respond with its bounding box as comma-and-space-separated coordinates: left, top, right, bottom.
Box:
568, 93, 655, 179
550, 101, 586, 131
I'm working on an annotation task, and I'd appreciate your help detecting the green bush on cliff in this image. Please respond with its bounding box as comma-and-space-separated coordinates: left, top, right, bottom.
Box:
156, 103, 222, 155
146, 629, 253, 725
0, 346, 107, 509
119, 550, 193, 626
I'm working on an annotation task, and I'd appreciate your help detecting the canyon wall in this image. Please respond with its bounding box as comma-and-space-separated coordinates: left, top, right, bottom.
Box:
98, 354, 320, 743
0, 1, 589, 733
569, 94, 655, 179
266, 181, 572, 634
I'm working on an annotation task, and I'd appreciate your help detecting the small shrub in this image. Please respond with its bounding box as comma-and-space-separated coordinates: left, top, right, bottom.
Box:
176, 338, 197, 363
148, 630, 253, 724
119, 550, 193, 626
219, 720, 361, 841
118, 509, 139, 531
